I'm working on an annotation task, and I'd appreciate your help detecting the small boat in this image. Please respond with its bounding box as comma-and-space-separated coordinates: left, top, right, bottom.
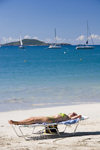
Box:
19, 36, 25, 49
48, 44, 61, 49
76, 45, 94, 49
48, 28, 61, 49
76, 22, 94, 50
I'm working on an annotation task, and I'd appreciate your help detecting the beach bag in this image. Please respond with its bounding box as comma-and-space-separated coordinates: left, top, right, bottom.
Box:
45, 125, 58, 134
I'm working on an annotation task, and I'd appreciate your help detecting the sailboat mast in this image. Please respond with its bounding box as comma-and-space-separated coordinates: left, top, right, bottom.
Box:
54, 28, 56, 44
86, 21, 88, 45
55, 28, 56, 39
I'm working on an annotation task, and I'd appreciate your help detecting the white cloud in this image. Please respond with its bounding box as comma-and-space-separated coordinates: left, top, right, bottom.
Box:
75, 34, 100, 44
89, 34, 100, 40
56, 36, 66, 42
45, 38, 52, 43
23, 35, 39, 40
1, 37, 18, 44
45, 36, 67, 43
24, 35, 31, 39
76, 35, 85, 41
32, 36, 39, 40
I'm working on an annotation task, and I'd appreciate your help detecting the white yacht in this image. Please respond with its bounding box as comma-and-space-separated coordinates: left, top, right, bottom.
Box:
48, 44, 61, 49
48, 28, 61, 49
76, 22, 94, 50
76, 45, 94, 49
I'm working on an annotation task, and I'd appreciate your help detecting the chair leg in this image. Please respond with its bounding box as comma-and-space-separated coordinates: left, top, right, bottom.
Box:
11, 124, 60, 140
73, 123, 79, 134
18, 126, 28, 140
56, 128, 60, 135
63, 126, 67, 133
62, 122, 80, 135
11, 125, 34, 140
32, 126, 36, 134
12, 125, 22, 137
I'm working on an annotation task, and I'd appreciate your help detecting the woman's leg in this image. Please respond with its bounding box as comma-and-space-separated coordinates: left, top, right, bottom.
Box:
8, 116, 49, 125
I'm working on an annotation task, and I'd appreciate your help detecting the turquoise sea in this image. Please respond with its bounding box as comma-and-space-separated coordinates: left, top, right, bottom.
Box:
0, 45, 100, 111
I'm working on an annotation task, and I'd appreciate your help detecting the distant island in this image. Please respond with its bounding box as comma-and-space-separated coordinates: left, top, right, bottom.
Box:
1, 39, 71, 46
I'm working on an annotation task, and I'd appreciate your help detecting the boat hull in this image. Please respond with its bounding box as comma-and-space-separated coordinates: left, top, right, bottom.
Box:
19, 46, 25, 49
76, 46, 94, 49
48, 45, 61, 49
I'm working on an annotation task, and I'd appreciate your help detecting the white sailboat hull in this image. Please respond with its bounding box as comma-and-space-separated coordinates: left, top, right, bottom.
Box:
48, 45, 61, 49
19, 45, 25, 49
76, 45, 94, 49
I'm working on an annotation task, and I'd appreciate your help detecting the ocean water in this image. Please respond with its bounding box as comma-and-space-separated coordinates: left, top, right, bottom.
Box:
0, 45, 100, 111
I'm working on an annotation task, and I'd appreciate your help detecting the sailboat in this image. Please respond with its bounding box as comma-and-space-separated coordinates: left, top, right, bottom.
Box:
19, 36, 25, 49
48, 29, 61, 49
76, 22, 94, 49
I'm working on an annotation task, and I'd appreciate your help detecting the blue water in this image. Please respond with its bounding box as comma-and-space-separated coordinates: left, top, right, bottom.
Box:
0, 45, 100, 111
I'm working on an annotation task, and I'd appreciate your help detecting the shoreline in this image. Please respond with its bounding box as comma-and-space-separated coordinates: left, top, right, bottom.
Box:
0, 102, 100, 124
0, 101, 98, 113
0, 102, 100, 150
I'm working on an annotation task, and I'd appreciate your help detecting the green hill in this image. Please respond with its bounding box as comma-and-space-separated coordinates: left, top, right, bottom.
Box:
3, 39, 48, 46
2, 39, 70, 46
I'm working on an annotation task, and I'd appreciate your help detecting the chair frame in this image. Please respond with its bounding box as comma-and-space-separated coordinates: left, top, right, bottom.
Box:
11, 119, 81, 140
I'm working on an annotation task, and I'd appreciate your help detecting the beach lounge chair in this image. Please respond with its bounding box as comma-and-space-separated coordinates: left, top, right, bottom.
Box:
11, 116, 88, 140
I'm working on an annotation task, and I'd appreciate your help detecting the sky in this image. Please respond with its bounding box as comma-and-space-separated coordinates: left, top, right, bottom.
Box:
0, 0, 100, 44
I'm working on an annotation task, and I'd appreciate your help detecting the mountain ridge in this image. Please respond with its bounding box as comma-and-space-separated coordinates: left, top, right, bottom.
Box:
1, 39, 70, 46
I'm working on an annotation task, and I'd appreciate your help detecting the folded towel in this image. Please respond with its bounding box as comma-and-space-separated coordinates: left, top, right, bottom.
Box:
59, 118, 80, 125
81, 115, 89, 120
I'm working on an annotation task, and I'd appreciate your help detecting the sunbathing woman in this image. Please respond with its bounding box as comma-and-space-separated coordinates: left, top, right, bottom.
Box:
8, 112, 81, 125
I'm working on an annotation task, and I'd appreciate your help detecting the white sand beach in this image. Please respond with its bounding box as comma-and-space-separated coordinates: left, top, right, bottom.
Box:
0, 103, 100, 150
